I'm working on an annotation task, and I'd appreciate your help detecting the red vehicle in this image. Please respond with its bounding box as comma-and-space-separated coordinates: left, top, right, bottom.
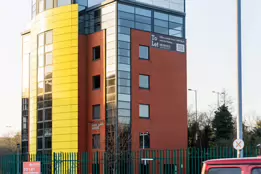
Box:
201, 157, 261, 174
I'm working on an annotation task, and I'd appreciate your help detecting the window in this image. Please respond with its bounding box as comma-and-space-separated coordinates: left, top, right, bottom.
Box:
208, 168, 241, 174
139, 104, 150, 118
92, 134, 100, 149
39, 0, 44, 12
93, 46, 100, 60
45, 137, 52, 149
58, 0, 71, 7
139, 46, 149, 60
139, 132, 150, 148
139, 75, 150, 89
93, 75, 101, 89
252, 168, 261, 174
45, 0, 53, 10
93, 105, 100, 120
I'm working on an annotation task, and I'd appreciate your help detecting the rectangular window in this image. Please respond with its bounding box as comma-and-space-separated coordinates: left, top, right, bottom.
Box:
139, 75, 150, 89
209, 168, 241, 174
93, 46, 100, 60
45, 0, 54, 10
58, 0, 71, 7
139, 104, 150, 118
139, 46, 149, 60
139, 132, 150, 148
92, 134, 100, 149
45, 31, 53, 44
39, 0, 44, 13
44, 137, 52, 149
93, 75, 101, 89
93, 105, 100, 120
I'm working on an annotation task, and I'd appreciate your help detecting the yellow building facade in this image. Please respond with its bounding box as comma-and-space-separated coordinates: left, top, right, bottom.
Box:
22, 4, 79, 154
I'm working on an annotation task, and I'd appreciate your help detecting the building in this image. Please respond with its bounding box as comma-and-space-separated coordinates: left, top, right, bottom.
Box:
21, 0, 187, 156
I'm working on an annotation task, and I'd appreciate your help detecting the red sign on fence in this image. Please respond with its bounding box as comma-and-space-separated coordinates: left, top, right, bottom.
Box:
23, 162, 41, 174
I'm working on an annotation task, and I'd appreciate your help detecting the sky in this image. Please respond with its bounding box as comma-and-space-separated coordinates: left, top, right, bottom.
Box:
0, 0, 261, 135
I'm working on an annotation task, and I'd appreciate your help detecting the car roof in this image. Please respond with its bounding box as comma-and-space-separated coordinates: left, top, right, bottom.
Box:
204, 157, 261, 165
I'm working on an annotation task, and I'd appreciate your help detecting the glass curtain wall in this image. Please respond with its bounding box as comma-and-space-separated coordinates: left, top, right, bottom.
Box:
22, 34, 31, 154
37, 31, 53, 155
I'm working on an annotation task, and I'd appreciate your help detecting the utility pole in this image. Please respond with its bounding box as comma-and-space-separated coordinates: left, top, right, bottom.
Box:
237, 0, 243, 158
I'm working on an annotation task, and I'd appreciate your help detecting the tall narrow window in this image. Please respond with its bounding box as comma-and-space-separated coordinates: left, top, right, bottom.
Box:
92, 134, 100, 149
93, 105, 101, 120
93, 46, 101, 60
39, 0, 44, 13
37, 31, 53, 153
139, 132, 150, 148
93, 75, 101, 89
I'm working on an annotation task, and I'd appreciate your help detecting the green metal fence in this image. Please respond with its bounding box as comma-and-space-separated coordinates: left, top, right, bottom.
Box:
0, 147, 260, 174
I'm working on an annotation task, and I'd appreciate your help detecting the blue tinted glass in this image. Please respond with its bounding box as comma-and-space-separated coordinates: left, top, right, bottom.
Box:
118, 19, 134, 28
118, 49, 130, 57
154, 26, 168, 35
118, 41, 130, 49
118, 34, 130, 42
135, 15, 151, 24
135, 22, 151, 32
135, 7, 151, 17
118, 26, 130, 35
169, 15, 183, 24
118, 56, 130, 64
118, 11, 135, 21
154, 11, 168, 20
154, 19, 168, 27
118, 4, 134, 13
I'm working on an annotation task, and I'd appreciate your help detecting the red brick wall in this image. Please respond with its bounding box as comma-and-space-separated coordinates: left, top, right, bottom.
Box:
78, 31, 106, 153
131, 30, 188, 150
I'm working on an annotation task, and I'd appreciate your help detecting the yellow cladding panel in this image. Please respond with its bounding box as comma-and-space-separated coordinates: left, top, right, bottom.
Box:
52, 97, 78, 107
52, 104, 78, 113
53, 61, 78, 70
52, 112, 78, 121
53, 39, 78, 50
52, 76, 78, 84
53, 68, 77, 77
52, 83, 78, 93
28, 4, 79, 153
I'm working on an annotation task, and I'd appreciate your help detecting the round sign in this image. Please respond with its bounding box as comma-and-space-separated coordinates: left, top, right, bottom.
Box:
233, 139, 244, 150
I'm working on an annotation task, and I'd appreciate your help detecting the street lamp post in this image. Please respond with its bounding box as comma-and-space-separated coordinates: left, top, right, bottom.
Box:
237, 0, 243, 158
188, 89, 198, 140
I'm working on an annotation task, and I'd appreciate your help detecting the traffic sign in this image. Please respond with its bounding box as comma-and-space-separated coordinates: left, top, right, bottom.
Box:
233, 139, 244, 151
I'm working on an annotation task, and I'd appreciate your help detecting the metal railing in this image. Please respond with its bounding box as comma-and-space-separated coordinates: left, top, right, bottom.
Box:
0, 147, 259, 174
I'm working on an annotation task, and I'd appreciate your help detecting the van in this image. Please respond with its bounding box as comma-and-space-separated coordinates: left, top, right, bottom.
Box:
201, 158, 261, 174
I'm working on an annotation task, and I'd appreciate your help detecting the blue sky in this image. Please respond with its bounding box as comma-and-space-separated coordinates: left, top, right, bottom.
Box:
0, 0, 260, 135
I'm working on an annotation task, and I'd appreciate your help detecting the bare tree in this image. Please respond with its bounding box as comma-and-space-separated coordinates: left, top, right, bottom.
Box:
105, 123, 132, 174
3, 131, 21, 153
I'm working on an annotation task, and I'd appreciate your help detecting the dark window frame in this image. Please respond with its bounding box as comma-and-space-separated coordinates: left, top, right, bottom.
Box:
92, 134, 100, 149
139, 45, 150, 60
93, 75, 101, 90
139, 74, 150, 89
139, 104, 150, 119
93, 46, 101, 60
92, 104, 101, 120
139, 132, 150, 148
